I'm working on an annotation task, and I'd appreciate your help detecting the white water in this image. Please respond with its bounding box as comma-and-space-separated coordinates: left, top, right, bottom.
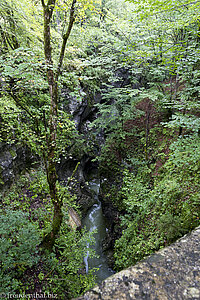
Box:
83, 179, 114, 283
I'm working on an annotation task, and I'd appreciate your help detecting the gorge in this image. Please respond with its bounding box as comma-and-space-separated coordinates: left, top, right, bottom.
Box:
0, 0, 200, 299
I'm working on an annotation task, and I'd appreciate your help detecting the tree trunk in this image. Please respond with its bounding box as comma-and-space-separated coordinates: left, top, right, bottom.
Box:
41, 0, 76, 250
40, 1, 61, 250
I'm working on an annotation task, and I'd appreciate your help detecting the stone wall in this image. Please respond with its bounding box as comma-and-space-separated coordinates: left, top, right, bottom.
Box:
76, 226, 200, 299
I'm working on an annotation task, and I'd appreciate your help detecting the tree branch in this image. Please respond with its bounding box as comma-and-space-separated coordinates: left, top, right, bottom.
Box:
47, 0, 56, 18
8, 91, 40, 136
9, 93, 36, 120
55, 0, 77, 82
41, 0, 45, 7
47, 0, 56, 6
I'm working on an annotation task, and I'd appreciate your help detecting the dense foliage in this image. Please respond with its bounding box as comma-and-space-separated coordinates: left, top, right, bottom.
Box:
114, 136, 200, 269
0, 0, 200, 297
0, 170, 96, 298
91, 0, 200, 271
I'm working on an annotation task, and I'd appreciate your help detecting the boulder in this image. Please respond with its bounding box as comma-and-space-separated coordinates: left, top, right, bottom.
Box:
76, 226, 200, 299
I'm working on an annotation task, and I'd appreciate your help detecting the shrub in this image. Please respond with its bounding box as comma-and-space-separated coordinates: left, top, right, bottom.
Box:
114, 135, 200, 271
0, 209, 41, 293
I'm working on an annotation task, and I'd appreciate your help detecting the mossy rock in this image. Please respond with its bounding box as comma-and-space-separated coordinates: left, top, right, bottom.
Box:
9, 148, 17, 158
0, 166, 4, 186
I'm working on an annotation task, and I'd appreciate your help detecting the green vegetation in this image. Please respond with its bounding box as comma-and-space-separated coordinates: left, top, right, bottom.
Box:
0, 0, 200, 297
0, 170, 96, 298
114, 136, 200, 269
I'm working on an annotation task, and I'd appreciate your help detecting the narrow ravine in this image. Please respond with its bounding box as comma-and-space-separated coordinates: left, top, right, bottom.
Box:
82, 179, 114, 284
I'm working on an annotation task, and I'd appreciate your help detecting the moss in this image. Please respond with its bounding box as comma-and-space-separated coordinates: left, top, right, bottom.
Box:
9, 148, 16, 158
0, 166, 4, 186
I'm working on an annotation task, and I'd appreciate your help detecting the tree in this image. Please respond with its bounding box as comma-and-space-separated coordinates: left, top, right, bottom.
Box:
0, 1, 19, 52
0, 0, 98, 250
40, 0, 77, 250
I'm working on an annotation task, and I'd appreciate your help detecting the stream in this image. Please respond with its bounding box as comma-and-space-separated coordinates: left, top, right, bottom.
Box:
82, 179, 114, 284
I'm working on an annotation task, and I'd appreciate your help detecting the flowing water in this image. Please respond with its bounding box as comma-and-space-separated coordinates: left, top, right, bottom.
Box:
82, 179, 114, 284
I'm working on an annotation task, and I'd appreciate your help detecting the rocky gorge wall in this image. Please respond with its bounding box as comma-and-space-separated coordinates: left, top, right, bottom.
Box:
76, 226, 200, 300
0, 143, 36, 190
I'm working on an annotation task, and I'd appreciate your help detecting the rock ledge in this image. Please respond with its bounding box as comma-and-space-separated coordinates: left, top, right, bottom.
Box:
76, 226, 200, 299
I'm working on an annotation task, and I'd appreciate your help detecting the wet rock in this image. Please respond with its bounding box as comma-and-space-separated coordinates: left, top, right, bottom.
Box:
75, 183, 97, 216
65, 87, 100, 133
0, 143, 36, 190
99, 179, 122, 269
57, 157, 97, 216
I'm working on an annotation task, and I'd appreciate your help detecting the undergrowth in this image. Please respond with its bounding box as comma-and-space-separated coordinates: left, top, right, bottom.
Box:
0, 168, 96, 299
113, 134, 200, 270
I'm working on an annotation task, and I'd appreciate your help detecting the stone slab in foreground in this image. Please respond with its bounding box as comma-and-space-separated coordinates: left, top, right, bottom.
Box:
76, 226, 200, 299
